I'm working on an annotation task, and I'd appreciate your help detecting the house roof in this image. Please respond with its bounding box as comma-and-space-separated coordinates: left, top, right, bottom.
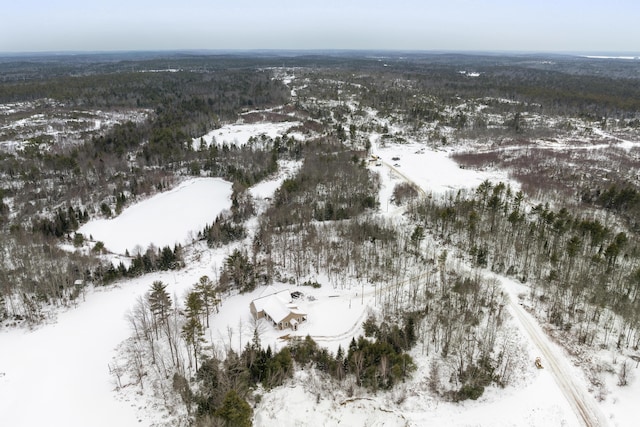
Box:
251, 287, 290, 313
262, 297, 291, 323
251, 286, 307, 324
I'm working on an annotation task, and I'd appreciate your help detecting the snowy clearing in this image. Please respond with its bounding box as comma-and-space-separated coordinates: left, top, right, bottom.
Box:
191, 121, 299, 149
249, 160, 302, 201
372, 136, 518, 194
78, 178, 233, 255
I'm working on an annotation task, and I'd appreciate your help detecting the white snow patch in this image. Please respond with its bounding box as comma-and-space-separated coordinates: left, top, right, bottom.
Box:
373, 140, 517, 194
192, 121, 299, 149
79, 178, 233, 255
249, 160, 302, 201
600, 362, 640, 427
0, 284, 152, 427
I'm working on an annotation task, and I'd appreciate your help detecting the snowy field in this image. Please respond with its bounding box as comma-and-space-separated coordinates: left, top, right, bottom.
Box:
191, 121, 299, 149
372, 136, 517, 195
78, 178, 233, 255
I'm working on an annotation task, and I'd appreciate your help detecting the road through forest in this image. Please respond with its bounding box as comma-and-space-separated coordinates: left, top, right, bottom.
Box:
385, 152, 609, 427
503, 279, 609, 427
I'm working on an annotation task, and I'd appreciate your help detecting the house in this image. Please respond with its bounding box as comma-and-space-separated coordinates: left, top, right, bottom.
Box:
250, 286, 307, 331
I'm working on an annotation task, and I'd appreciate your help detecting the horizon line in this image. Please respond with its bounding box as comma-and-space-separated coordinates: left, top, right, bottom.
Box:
1, 48, 639, 58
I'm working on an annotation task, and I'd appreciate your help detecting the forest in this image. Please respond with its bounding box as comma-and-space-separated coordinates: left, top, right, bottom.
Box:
1, 51, 639, 425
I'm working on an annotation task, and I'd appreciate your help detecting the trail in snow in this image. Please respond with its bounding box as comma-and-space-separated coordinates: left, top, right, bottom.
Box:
383, 160, 427, 198
308, 272, 430, 343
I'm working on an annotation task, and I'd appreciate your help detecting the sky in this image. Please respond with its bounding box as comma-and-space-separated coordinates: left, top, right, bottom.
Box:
2, 0, 639, 53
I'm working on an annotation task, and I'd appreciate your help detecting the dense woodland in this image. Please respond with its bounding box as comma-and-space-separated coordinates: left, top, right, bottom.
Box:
1, 52, 640, 424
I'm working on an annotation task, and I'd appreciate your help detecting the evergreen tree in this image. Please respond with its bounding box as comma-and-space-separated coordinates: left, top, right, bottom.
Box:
148, 280, 171, 335
195, 275, 219, 328
220, 249, 257, 293
215, 390, 252, 427
182, 291, 204, 371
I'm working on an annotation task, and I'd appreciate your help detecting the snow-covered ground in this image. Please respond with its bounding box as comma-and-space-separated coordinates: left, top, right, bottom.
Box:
0, 100, 149, 151
371, 135, 518, 194
0, 175, 238, 427
191, 121, 299, 149
0, 242, 240, 427
78, 178, 233, 255
2, 108, 638, 427
255, 354, 580, 427
249, 160, 302, 201
0, 282, 145, 427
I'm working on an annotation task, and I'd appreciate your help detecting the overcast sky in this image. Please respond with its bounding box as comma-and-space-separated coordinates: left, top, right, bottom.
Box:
2, 0, 639, 53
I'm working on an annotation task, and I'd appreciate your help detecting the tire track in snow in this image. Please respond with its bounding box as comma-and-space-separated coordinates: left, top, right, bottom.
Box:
383, 160, 427, 198
309, 305, 370, 343
505, 292, 608, 427
308, 272, 430, 343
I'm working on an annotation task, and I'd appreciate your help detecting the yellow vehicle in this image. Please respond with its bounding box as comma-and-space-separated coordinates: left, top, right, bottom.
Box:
535, 357, 544, 369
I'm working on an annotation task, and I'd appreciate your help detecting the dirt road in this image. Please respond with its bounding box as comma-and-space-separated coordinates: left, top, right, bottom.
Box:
504, 279, 608, 427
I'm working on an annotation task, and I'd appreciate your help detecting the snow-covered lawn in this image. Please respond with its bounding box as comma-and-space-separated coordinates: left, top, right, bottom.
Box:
205, 278, 374, 358
78, 178, 233, 255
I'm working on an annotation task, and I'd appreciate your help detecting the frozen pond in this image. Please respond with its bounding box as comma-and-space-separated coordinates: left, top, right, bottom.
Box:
79, 178, 233, 254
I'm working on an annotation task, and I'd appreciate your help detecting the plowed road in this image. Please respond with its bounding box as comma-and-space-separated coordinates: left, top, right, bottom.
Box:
505, 286, 608, 427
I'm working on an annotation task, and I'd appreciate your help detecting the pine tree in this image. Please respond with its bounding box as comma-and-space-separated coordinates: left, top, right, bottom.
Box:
215, 390, 252, 427
195, 275, 219, 328
182, 291, 204, 371
148, 280, 171, 337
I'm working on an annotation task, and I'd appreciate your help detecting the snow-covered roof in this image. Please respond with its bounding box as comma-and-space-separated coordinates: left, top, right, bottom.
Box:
257, 285, 281, 298
251, 287, 290, 313
251, 287, 306, 323
262, 297, 292, 323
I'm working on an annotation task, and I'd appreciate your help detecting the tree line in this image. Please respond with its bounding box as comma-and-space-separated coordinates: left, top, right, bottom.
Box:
409, 180, 640, 351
